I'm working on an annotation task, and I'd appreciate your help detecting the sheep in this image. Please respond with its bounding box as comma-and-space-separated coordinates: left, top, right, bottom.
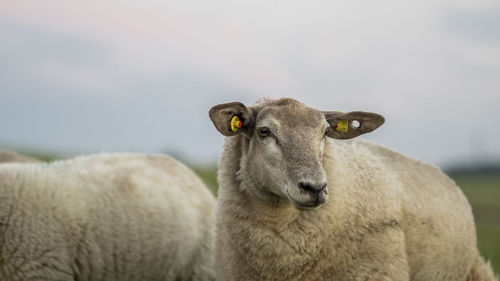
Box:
0, 149, 40, 163
0, 153, 216, 281
209, 98, 497, 281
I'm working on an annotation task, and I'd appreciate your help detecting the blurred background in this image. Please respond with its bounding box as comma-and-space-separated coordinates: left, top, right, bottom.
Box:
1, 0, 499, 272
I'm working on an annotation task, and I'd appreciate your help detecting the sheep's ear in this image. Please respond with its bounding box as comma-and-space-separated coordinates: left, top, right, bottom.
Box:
324, 111, 385, 139
209, 102, 254, 136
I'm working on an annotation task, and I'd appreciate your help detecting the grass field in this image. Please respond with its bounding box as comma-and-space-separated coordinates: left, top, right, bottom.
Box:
193, 166, 500, 275
452, 173, 500, 274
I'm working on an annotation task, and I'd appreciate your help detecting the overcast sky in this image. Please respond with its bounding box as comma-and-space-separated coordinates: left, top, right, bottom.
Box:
1, 0, 499, 167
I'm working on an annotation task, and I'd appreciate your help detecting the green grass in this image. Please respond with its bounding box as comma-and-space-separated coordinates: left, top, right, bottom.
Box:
4, 148, 64, 162
192, 166, 218, 196
476, 223, 500, 273
450, 173, 500, 274
453, 174, 500, 209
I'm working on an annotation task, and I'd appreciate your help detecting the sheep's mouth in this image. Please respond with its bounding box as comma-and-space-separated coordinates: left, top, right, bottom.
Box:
286, 189, 322, 211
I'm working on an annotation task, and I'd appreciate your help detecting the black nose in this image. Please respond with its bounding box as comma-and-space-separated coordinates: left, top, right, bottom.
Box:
298, 182, 327, 195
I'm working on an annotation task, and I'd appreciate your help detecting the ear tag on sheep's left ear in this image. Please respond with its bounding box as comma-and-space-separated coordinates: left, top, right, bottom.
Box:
335, 120, 349, 132
230, 116, 243, 132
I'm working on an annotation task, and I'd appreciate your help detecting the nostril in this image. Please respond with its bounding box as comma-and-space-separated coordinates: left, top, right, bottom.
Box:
299, 182, 327, 194
299, 182, 313, 193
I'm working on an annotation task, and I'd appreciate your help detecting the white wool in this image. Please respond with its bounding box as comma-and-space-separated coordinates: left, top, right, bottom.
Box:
215, 137, 497, 281
0, 153, 216, 281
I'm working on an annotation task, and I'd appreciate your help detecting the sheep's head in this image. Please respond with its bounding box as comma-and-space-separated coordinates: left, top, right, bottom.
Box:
209, 98, 384, 211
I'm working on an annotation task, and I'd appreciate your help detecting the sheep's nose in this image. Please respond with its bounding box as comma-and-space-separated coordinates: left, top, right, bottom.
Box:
298, 182, 327, 195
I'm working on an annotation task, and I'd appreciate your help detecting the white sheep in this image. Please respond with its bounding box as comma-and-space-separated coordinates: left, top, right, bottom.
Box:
0, 149, 40, 163
0, 153, 215, 281
209, 98, 497, 281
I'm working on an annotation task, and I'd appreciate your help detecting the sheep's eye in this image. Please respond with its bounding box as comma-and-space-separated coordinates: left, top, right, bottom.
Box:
258, 127, 271, 138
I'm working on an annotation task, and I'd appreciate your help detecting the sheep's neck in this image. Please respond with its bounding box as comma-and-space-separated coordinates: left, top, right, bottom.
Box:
218, 177, 333, 281
217, 135, 344, 280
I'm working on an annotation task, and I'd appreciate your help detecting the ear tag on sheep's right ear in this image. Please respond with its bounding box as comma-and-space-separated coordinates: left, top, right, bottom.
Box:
335, 120, 349, 132
230, 116, 243, 132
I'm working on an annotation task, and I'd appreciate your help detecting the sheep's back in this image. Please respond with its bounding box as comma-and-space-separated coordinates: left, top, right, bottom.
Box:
0, 153, 215, 281
353, 140, 476, 280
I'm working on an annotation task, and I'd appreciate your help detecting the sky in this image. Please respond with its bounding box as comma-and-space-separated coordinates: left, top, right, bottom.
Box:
1, 0, 499, 167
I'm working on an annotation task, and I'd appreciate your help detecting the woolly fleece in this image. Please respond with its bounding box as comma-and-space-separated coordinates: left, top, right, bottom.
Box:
0, 153, 215, 281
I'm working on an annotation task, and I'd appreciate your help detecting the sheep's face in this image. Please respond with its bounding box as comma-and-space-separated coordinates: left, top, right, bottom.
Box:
240, 101, 330, 210
210, 98, 384, 211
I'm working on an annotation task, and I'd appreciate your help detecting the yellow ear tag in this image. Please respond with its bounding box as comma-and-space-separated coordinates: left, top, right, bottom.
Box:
336, 120, 349, 132
230, 116, 243, 132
